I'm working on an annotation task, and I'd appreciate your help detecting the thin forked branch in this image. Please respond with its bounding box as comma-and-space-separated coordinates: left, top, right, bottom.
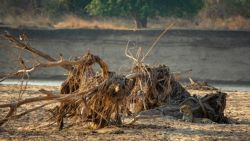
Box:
0, 33, 72, 71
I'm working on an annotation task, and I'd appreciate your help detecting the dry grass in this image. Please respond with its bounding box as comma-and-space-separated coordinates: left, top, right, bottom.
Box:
149, 16, 250, 30
1, 15, 52, 28
1, 14, 249, 30
198, 16, 250, 30
53, 15, 128, 30
55, 16, 249, 30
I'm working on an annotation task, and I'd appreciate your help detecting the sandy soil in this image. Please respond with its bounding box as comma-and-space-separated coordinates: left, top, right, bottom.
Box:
0, 84, 250, 141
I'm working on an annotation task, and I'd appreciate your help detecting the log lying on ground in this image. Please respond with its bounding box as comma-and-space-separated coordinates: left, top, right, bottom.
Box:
0, 33, 230, 130
180, 91, 228, 123
0, 32, 135, 129
124, 91, 228, 125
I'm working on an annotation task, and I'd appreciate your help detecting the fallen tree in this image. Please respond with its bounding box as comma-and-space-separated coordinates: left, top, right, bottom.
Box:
0, 32, 229, 130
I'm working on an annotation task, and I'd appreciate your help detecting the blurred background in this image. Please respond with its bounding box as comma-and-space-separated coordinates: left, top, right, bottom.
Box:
0, 0, 249, 30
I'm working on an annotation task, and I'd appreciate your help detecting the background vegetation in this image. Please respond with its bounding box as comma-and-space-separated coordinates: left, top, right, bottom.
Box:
0, 0, 249, 29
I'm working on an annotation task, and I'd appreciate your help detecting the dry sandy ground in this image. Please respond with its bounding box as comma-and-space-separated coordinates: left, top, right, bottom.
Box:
0, 84, 249, 141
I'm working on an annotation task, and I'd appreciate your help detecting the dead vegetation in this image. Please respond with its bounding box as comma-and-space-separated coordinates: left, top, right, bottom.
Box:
0, 31, 230, 131
180, 92, 227, 123
185, 78, 218, 91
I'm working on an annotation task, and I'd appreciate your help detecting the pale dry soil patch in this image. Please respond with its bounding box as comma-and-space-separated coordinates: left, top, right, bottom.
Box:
0, 84, 249, 141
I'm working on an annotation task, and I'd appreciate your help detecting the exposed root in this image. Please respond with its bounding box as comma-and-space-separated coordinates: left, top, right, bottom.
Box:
126, 64, 190, 114
0, 32, 229, 130
180, 92, 227, 123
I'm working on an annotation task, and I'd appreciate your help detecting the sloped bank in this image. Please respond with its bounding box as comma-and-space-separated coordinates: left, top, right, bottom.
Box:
0, 27, 250, 83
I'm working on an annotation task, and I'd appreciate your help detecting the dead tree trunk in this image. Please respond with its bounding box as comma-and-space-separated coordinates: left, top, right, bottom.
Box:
133, 16, 147, 29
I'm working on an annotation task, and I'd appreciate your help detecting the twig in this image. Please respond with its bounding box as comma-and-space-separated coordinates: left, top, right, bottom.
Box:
0, 102, 53, 126
142, 23, 175, 61
125, 41, 139, 63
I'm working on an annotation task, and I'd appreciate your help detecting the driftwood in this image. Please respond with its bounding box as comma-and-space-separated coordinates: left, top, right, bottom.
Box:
124, 91, 228, 125
124, 41, 190, 114
0, 32, 229, 130
127, 65, 190, 114
180, 92, 227, 123
0, 33, 136, 129
185, 78, 218, 91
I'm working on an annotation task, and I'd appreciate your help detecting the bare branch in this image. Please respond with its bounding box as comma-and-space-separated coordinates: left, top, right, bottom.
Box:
0, 77, 111, 126
0, 102, 52, 126
142, 23, 175, 61
0, 33, 72, 71
125, 41, 139, 63
0, 52, 109, 80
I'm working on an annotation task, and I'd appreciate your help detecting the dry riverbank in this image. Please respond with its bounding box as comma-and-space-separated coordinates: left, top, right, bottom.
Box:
0, 84, 249, 140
